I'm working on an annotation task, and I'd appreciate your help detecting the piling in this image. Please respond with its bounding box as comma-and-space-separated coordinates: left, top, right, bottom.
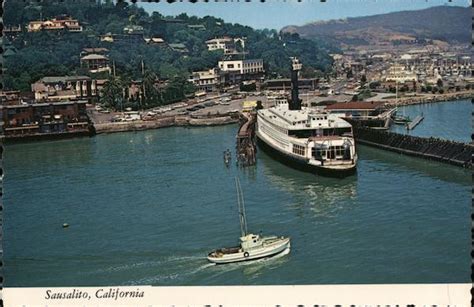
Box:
236, 112, 257, 167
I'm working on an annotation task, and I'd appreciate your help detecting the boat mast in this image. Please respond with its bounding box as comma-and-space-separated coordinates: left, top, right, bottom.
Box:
235, 177, 248, 237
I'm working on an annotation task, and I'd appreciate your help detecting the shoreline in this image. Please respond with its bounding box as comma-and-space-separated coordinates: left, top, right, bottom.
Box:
3, 94, 470, 142
380, 91, 473, 107
93, 114, 239, 135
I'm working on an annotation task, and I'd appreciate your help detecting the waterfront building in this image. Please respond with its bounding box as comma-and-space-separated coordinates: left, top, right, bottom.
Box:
325, 101, 393, 128
188, 68, 223, 92
325, 101, 387, 118
264, 78, 319, 91
31, 76, 98, 102
27, 15, 83, 32
218, 59, 264, 84
1, 101, 90, 138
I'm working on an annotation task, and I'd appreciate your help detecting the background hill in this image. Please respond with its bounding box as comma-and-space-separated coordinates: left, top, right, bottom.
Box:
281, 6, 471, 47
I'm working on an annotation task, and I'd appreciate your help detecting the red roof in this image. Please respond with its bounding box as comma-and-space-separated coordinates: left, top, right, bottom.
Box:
325, 101, 385, 110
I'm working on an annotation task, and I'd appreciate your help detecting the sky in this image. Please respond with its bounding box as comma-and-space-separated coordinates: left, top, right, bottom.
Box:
139, 0, 470, 30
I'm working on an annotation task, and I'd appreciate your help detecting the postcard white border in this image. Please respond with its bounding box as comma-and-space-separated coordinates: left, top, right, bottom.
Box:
2, 283, 472, 306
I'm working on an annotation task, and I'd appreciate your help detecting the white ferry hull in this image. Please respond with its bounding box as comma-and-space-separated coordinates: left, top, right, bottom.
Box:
256, 133, 356, 177
207, 238, 290, 264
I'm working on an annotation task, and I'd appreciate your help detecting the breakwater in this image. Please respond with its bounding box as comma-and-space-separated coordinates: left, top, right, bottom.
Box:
94, 114, 239, 134
383, 91, 473, 107
353, 126, 472, 168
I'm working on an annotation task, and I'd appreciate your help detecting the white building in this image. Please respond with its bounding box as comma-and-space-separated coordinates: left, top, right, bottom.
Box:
384, 64, 418, 82
218, 59, 264, 75
206, 37, 235, 54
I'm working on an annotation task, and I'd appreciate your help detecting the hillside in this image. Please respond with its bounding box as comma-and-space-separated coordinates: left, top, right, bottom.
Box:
3, 0, 337, 93
281, 6, 471, 47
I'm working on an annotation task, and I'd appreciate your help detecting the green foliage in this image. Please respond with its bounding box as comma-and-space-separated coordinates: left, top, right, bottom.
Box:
4, 0, 335, 106
101, 75, 124, 109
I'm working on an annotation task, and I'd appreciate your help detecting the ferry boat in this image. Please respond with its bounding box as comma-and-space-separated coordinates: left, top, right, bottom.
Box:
207, 178, 290, 264
256, 58, 357, 176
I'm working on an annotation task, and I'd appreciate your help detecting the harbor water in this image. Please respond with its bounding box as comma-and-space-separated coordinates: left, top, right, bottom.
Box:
4, 100, 471, 286
390, 99, 471, 142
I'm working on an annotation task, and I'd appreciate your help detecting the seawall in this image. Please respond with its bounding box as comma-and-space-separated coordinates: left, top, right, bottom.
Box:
353, 126, 472, 168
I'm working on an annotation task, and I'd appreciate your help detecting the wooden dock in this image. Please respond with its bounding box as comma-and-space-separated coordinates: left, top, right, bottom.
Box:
406, 115, 424, 130
236, 112, 257, 167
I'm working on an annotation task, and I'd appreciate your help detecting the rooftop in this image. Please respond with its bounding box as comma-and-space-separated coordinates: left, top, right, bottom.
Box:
38, 76, 91, 84
259, 106, 351, 130
325, 101, 385, 111
81, 54, 109, 60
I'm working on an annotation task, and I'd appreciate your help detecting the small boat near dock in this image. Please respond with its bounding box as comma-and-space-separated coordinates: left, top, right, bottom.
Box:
207, 178, 290, 264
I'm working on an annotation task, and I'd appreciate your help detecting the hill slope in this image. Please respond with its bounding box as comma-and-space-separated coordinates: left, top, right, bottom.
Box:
281, 6, 471, 46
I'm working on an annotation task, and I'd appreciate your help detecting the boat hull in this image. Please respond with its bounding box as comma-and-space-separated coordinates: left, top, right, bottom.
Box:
256, 135, 356, 177
207, 238, 290, 264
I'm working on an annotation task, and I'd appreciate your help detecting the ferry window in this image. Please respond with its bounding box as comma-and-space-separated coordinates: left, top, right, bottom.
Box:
292, 144, 306, 156
324, 116, 327, 120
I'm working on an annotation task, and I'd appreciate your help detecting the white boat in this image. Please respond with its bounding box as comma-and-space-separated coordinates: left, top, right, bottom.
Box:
207, 178, 290, 264
256, 58, 357, 176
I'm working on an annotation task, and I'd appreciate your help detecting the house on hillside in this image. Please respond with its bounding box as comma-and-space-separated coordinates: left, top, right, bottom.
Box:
144, 37, 166, 46
206, 37, 235, 54
187, 24, 206, 31
124, 25, 144, 35
3, 25, 22, 38
169, 43, 189, 54
81, 48, 109, 57
28, 15, 83, 32
80, 54, 111, 74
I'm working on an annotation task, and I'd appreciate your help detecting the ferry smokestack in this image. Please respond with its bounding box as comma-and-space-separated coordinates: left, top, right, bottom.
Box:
290, 57, 302, 110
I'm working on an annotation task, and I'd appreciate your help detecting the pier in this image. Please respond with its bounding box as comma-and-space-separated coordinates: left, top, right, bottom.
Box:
236, 112, 257, 167
353, 126, 472, 168
406, 115, 424, 130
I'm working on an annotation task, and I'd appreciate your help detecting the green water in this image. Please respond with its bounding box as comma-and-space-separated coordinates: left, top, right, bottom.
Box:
4, 101, 471, 286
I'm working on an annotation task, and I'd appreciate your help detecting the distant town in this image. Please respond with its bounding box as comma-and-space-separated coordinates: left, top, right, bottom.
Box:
1, 3, 473, 141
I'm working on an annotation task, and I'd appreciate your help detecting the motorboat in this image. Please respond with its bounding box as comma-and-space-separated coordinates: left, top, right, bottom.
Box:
207, 178, 290, 264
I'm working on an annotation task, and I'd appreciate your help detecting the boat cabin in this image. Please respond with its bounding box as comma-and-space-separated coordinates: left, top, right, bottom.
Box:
240, 234, 261, 250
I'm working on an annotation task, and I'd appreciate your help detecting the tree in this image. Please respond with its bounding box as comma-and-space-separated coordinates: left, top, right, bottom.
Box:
360, 74, 367, 85
436, 79, 443, 88
101, 76, 124, 110
142, 69, 160, 108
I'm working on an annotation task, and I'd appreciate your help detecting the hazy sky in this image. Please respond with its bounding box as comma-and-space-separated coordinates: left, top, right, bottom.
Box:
139, 0, 469, 30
